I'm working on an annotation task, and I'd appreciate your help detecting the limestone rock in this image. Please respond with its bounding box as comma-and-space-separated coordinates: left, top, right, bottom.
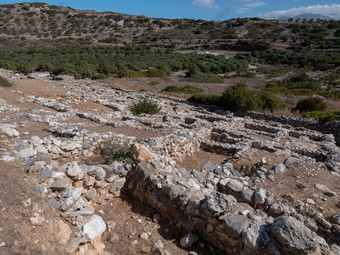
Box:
270, 216, 328, 254
219, 214, 248, 236
81, 215, 106, 242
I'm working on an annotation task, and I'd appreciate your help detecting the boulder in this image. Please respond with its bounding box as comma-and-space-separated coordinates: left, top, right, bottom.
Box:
270, 216, 328, 255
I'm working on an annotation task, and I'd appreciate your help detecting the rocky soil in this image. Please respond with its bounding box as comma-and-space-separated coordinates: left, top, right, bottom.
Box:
0, 69, 339, 255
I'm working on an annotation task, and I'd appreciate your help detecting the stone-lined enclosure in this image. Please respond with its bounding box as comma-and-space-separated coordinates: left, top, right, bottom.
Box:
0, 69, 340, 254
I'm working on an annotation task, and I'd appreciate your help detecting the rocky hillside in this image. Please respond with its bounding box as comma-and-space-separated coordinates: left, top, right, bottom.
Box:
0, 2, 339, 52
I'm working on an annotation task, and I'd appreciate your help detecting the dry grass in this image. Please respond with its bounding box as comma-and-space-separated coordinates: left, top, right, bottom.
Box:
325, 99, 340, 111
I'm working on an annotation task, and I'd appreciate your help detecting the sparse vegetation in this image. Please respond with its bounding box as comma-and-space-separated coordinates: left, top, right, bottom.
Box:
303, 110, 340, 123
162, 85, 203, 94
99, 140, 137, 164
131, 99, 161, 115
295, 97, 327, 113
0, 76, 12, 87
148, 81, 159, 86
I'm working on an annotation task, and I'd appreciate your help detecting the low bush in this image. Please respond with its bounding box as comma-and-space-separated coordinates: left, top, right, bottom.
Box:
144, 68, 169, 78
131, 99, 161, 115
181, 73, 224, 83
148, 81, 159, 86
289, 89, 316, 96
256, 91, 287, 111
190, 83, 286, 112
187, 94, 221, 106
220, 83, 260, 112
303, 111, 340, 123
295, 97, 327, 113
99, 140, 137, 164
116, 69, 145, 78
162, 85, 203, 94
0, 76, 12, 87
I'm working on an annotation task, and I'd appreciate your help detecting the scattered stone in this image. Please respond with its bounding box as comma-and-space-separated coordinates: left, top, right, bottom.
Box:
35, 170, 52, 184
180, 232, 199, 248
80, 215, 106, 242
254, 188, 266, 204
140, 233, 149, 240
50, 178, 71, 192
30, 217, 46, 226
226, 179, 244, 193
273, 163, 285, 174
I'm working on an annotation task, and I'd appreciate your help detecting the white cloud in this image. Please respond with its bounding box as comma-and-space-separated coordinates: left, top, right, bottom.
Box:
260, 4, 340, 19
243, 1, 267, 8
193, 0, 219, 9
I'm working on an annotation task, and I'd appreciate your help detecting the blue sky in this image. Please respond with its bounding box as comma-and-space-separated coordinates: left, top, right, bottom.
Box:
2, 0, 340, 20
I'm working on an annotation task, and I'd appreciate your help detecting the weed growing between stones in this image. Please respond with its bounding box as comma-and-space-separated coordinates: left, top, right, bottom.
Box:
131, 99, 161, 115
99, 140, 137, 164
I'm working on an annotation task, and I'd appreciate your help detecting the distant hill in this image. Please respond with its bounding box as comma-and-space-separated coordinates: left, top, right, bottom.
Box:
279, 13, 333, 20
0, 2, 338, 53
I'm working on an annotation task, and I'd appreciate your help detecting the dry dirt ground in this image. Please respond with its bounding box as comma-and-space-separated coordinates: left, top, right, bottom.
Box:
0, 78, 225, 255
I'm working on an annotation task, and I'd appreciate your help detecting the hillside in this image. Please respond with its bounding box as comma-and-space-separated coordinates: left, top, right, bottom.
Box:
0, 2, 339, 52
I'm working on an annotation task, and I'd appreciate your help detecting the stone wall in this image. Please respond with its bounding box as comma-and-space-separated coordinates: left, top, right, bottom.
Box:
124, 162, 334, 255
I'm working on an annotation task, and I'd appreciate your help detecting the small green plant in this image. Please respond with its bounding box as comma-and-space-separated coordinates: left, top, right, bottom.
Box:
139, 89, 147, 92
148, 81, 159, 86
131, 99, 161, 115
162, 85, 203, 94
295, 97, 327, 113
99, 140, 137, 164
0, 76, 12, 87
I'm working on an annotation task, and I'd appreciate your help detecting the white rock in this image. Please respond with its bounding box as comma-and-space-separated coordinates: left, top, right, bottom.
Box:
17, 148, 36, 158
3, 128, 19, 137
81, 215, 106, 242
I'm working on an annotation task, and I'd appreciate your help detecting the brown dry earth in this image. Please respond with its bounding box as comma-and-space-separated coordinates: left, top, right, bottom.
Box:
0, 78, 226, 255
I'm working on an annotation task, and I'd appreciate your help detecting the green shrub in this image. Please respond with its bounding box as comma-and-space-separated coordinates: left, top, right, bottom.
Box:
92, 74, 108, 80
187, 94, 221, 106
220, 83, 259, 112
144, 68, 169, 78
139, 89, 147, 92
99, 140, 137, 164
162, 85, 203, 94
295, 97, 327, 113
289, 89, 316, 96
303, 111, 340, 123
181, 73, 224, 83
0, 76, 12, 87
256, 91, 286, 111
131, 100, 161, 115
116, 70, 145, 78
148, 81, 159, 86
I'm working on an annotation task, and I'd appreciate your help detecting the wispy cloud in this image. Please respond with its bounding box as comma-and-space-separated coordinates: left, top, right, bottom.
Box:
236, 0, 267, 14
260, 4, 340, 19
192, 0, 219, 9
